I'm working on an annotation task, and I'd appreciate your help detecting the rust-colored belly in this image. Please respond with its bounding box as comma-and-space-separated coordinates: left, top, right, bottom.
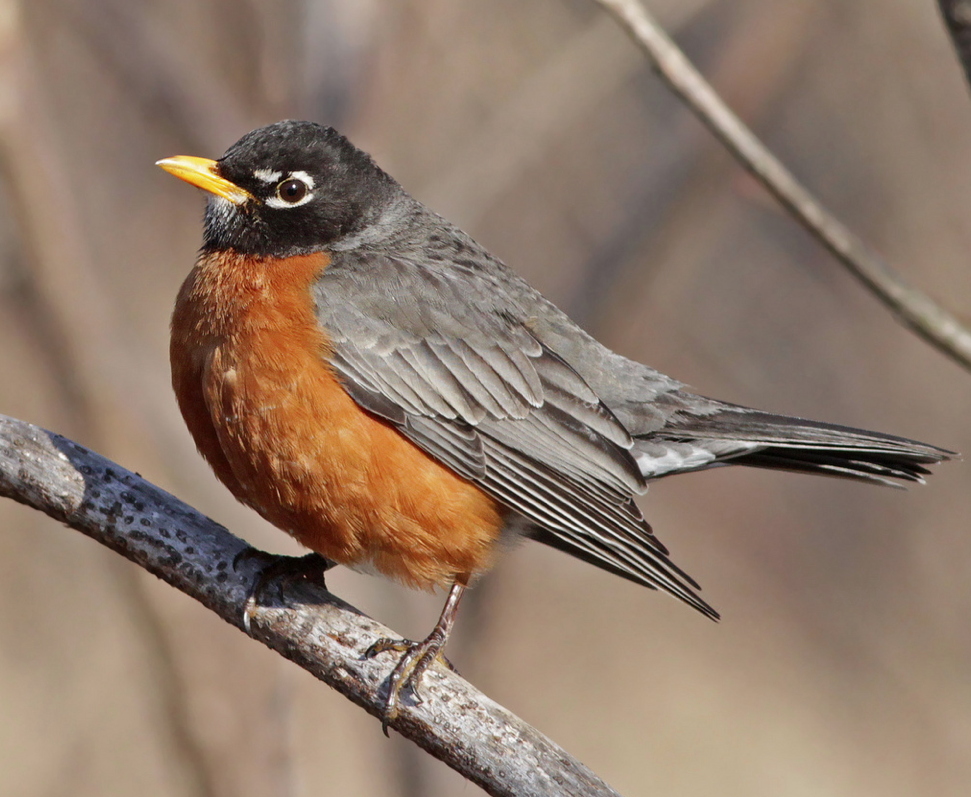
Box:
170, 250, 505, 589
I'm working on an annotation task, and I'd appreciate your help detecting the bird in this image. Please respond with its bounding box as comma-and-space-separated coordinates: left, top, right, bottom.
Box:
158, 120, 950, 725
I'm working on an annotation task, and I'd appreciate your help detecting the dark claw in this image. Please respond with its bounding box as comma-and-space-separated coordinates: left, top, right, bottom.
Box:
363, 581, 467, 735
365, 634, 453, 736
364, 637, 412, 660
235, 550, 334, 633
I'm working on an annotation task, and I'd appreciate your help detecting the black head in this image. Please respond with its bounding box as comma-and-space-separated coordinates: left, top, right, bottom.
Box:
159, 121, 401, 257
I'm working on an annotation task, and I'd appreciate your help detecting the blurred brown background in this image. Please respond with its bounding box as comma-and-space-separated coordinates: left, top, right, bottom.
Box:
0, 0, 969, 795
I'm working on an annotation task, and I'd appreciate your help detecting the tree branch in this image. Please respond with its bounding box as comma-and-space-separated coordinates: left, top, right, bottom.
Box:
0, 413, 621, 797
938, 0, 971, 92
593, 0, 971, 373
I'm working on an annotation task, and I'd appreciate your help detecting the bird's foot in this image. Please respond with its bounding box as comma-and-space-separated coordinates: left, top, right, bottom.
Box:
365, 631, 455, 735
232, 549, 334, 634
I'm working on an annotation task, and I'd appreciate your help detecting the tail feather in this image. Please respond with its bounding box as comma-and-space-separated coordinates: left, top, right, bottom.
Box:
636, 404, 953, 485
730, 450, 934, 487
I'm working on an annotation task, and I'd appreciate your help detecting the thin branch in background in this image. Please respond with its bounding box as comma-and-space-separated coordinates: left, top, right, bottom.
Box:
593, 0, 971, 373
0, 413, 623, 797
938, 0, 971, 92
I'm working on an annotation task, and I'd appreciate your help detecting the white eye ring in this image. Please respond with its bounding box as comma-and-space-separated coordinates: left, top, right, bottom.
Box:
265, 170, 316, 209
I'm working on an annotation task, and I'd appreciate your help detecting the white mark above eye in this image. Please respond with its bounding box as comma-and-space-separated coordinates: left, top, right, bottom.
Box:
254, 168, 283, 183
288, 170, 315, 189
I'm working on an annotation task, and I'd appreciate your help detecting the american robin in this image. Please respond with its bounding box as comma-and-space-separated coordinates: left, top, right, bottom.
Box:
158, 120, 949, 724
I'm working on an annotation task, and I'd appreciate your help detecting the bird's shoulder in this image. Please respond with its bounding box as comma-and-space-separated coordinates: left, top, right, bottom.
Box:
313, 210, 695, 436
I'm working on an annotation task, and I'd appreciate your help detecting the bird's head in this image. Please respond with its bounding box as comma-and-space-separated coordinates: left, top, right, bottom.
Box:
158, 120, 399, 257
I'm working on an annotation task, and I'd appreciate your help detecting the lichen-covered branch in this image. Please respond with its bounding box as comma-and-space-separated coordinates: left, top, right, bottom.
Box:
0, 413, 621, 797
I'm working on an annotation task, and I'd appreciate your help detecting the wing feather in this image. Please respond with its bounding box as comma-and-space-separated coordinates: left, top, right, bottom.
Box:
315, 251, 715, 617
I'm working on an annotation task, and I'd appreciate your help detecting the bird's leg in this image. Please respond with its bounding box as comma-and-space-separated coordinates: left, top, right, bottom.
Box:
233, 549, 335, 634
366, 579, 467, 734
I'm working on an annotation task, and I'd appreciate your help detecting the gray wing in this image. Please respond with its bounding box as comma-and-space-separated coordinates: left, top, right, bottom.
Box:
496, 276, 951, 483
313, 251, 716, 617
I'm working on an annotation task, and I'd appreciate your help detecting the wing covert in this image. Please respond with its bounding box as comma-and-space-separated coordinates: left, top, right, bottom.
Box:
312, 250, 715, 616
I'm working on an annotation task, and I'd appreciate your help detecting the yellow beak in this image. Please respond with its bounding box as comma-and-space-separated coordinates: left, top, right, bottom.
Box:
156, 155, 254, 205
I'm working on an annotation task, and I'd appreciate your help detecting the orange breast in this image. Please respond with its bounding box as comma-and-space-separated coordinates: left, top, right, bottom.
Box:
170, 249, 505, 589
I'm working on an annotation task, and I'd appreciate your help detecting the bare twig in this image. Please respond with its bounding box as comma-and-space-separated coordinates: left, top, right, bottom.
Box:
593, 0, 971, 373
938, 0, 971, 92
0, 413, 621, 797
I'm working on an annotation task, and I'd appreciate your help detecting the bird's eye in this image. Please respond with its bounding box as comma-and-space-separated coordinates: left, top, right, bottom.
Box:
277, 178, 309, 204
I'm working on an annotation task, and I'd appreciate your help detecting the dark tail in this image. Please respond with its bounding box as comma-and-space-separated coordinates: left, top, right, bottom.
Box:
638, 405, 952, 486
